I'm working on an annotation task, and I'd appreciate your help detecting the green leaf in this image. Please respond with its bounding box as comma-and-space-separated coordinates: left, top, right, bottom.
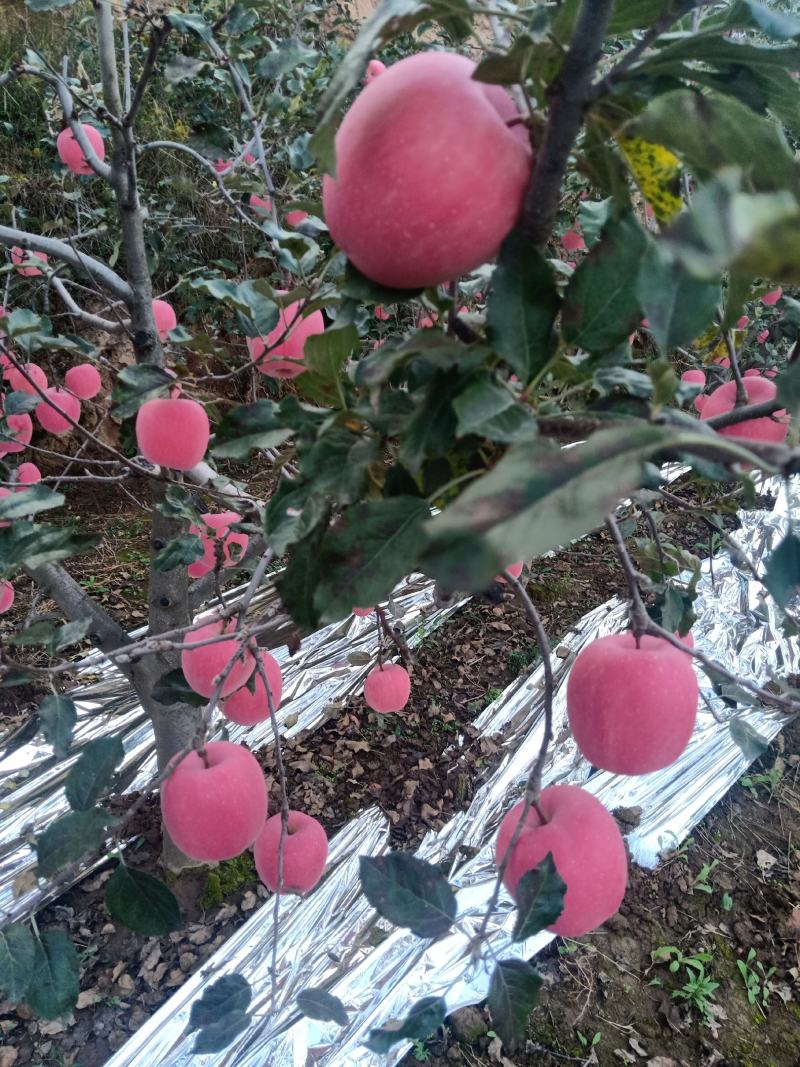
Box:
38, 694, 77, 758
153, 534, 205, 572
487, 231, 560, 382
64, 736, 125, 811
637, 244, 721, 353
472, 32, 540, 85
189, 974, 252, 1030
111, 364, 173, 419
776, 361, 800, 416
359, 853, 456, 939
0, 924, 35, 1003
212, 401, 294, 460
263, 479, 328, 556
105, 864, 182, 936
296, 987, 349, 1027
298, 325, 357, 407
578, 198, 613, 248
629, 89, 798, 193
193, 1012, 251, 1054
36, 807, 117, 878
151, 667, 207, 708
562, 213, 648, 353
729, 717, 771, 761
277, 525, 326, 630
26, 930, 79, 1019
0, 484, 65, 522
487, 959, 542, 1049
49, 618, 91, 654
167, 12, 212, 40
512, 854, 567, 941
163, 53, 210, 84
5, 390, 40, 415
0, 522, 98, 571
763, 532, 800, 608
315, 497, 430, 622
397, 374, 461, 474
454, 377, 536, 443
662, 172, 800, 281
256, 37, 317, 79
365, 996, 447, 1054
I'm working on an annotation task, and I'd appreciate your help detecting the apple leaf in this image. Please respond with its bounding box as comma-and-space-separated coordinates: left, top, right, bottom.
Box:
38, 694, 77, 758
26, 930, 79, 1019
487, 959, 542, 1048
64, 736, 125, 811
512, 854, 567, 941
297, 987, 349, 1026
0, 923, 35, 1004
365, 995, 447, 1054
359, 853, 456, 939
105, 864, 183, 936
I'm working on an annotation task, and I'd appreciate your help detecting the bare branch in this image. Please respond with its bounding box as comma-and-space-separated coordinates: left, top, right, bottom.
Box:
704, 397, 784, 431
48, 274, 129, 333
0, 226, 132, 303
125, 20, 172, 126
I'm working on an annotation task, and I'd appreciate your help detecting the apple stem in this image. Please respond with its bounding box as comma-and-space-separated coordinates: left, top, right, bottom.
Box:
197, 746, 210, 769
375, 604, 412, 667
605, 513, 650, 642
720, 323, 749, 409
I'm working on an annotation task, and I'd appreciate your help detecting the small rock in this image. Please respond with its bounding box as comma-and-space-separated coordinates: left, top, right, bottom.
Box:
101, 923, 116, 935
188, 927, 212, 946
39, 1019, 66, 1036
240, 891, 257, 912
215, 904, 237, 922
665, 904, 679, 927
76, 989, 101, 1010
108, 1028, 128, 1051
116, 974, 135, 995
449, 1006, 488, 1044
0, 1047, 19, 1067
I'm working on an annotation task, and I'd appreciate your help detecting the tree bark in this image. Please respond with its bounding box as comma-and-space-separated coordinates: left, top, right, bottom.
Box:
94, 1, 204, 870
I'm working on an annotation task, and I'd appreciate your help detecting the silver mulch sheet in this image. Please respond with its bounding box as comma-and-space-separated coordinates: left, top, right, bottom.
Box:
103, 478, 798, 1065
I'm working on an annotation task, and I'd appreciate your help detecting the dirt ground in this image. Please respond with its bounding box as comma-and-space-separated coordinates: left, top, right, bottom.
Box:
2, 481, 797, 1066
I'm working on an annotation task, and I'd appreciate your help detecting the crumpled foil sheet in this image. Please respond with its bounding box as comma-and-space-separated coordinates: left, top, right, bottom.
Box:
103, 477, 799, 1066
0, 574, 468, 923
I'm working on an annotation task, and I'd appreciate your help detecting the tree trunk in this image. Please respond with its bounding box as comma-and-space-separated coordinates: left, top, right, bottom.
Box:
94, 3, 204, 870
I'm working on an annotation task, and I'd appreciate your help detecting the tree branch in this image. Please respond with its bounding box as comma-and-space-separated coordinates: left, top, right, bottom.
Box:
520, 0, 614, 247
48, 274, 129, 333
704, 398, 784, 431
24, 561, 133, 679
124, 20, 171, 126
0, 226, 132, 303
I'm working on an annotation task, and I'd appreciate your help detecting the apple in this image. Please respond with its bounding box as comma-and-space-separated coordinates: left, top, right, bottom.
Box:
0, 411, 32, 456
161, 740, 267, 862
496, 561, 523, 584
35, 388, 81, 435
181, 619, 255, 698
285, 209, 308, 228
0, 580, 13, 614
322, 52, 531, 288
153, 299, 177, 341
495, 784, 628, 937
253, 811, 328, 893
363, 662, 411, 714
353, 606, 374, 617
11, 248, 47, 277
762, 287, 782, 306
700, 375, 789, 444
135, 397, 209, 470
15, 462, 41, 486
187, 511, 249, 578
250, 194, 272, 214
566, 631, 698, 775
247, 291, 324, 378
4, 362, 48, 395
681, 369, 706, 386
65, 363, 102, 399
363, 59, 387, 85
221, 651, 282, 726
56, 124, 105, 175
561, 228, 585, 253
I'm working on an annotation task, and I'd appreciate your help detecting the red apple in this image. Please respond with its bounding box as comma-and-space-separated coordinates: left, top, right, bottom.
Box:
221, 651, 282, 726
700, 375, 789, 444
0, 580, 13, 614
181, 620, 255, 698
187, 511, 249, 578
161, 740, 267, 862
135, 397, 209, 470
253, 811, 328, 893
363, 662, 411, 714
11, 248, 47, 277
36, 389, 81, 435
0, 411, 32, 456
56, 124, 105, 175
323, 52, 531, 288
153, 299, 177, 341
247, 292, 324, 378
566, 632, 698, 775
495, 784, 628, 937
4, 362, 47, 395
65, 363, 102, 400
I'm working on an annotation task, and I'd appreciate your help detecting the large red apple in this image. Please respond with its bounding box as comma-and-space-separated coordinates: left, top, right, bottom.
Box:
700, 375, 789, 444
161, 740, 267, 862
221, 651, 282, 726
322, 51, 531, 289
566, 632, 698, 775
363, 662, 410, 713
56, 124, 105, 175
181, 620, 255, 698
495, 784, 627, 937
